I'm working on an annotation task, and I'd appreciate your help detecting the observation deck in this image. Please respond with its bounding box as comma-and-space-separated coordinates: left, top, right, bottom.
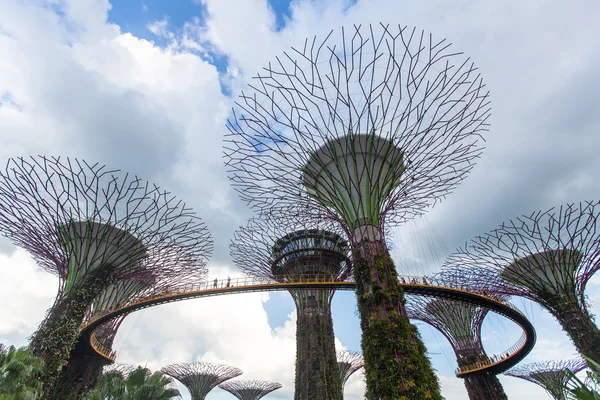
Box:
81, 275, 535, 377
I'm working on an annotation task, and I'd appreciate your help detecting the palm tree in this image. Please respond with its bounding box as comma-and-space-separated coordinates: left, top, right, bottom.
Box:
565, 357, 600, 400
85, 366, 180, 400
0, 344, 45, 400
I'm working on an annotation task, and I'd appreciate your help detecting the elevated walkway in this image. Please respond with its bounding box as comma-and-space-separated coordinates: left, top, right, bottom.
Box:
80, 275, 536, 377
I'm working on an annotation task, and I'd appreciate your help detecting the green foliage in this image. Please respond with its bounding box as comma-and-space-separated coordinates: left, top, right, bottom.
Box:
0, 344, 45, 400
565, 357, 600, 400
85, 367, 180, 400
353, 244, 442, 400
294, 312, 342, 399
30, 268, 117, 399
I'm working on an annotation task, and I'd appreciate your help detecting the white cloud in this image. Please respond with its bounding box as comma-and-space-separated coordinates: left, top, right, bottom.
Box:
1, 1, 600, 400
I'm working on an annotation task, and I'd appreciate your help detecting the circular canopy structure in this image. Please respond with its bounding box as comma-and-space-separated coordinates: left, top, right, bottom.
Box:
336, 349, 364, 390
505, 359, 587, 400
224, 23, 490, 234
161, 362, 242, 400
218, 380, 282, 400
0, 156, 213, 292
0, 156, 213, 397
441, 200, 600, 364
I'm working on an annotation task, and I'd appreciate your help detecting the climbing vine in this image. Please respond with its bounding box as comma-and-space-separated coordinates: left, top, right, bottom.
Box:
294, 302, 342, 399
30, 269, 116, 400
353, 242, 442, 400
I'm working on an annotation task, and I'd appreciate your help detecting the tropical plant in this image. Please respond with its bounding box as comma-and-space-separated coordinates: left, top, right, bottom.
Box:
565, 357, 600, 400
85, 366, 180, 400
0, 344, 45, 400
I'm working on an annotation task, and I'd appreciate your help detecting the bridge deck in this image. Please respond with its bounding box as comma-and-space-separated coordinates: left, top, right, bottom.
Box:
81, 276, 536, 377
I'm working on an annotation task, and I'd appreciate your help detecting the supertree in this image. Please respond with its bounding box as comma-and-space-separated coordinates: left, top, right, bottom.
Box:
505, 359, 587, 400
231, 213, 351, 400
161, 362, 243, 400
219, 380, 283, 400
442, 201, 600, 364
224, 23, 490, 399
336, 349, 364, 392
61, 268, 196, 398
0, 156, 212, 398
406, 296, 508, 400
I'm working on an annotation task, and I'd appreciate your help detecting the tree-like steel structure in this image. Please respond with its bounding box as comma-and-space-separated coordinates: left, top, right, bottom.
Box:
218, 380, 283, 400
442, 201, 600, 365
64, 268, 206, 398
505, 359, 587, 400
0, 156, 212, 398
406, 296, 507, 400
224, 23, 490, 399
336, 349, 364, 392
231, 213, 350, 400
161, 362, 243, 400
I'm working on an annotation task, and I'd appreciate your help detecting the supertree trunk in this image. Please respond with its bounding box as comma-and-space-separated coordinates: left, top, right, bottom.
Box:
53, 354, 108, 400
463, 373, 507, 400
551, 301, 600, 364
30, 270, 115, 399
295, 308, 342, 400
354, 241, 442, 400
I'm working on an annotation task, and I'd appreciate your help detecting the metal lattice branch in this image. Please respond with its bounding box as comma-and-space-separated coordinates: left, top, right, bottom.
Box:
224, 23, 490, 235
505, 359, 587, 400
161, 362, 242, 400
218, 380, 283, 400
0, 156, 213, 294
231, 212, 351, 312
442, 201, 600, 312
103, 363, 137, 378
406, 297, 490, 363
337, 349, 364, 388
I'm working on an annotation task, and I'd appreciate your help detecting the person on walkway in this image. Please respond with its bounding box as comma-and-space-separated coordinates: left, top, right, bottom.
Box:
213, 278, 218, 288
226, 277, 231, 287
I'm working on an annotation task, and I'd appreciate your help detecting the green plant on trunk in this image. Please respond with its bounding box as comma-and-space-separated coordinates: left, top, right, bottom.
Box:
353, 244, 442, 400
0, 345, 45, 400
294, 309, 342, 400
30, 268, 116, 400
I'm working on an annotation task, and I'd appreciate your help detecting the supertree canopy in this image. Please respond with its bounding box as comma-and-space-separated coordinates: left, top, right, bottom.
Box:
505, 359, 587, 400
218, 380, 283, 400
0, 156, 213, 398
161, 362, 243, 400
406, 297, 507, 400
231, 213, 350, 400
336, 349, 364, 391
442, 201, 600, 365
224, 23, 490, 399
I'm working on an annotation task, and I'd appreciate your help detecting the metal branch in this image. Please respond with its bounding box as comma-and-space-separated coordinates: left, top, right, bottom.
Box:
224, 23, 490, 234
336, 349, 364, 388
505, 359, 587, 400
161, 362, 242, 400
218, 380, 283, 400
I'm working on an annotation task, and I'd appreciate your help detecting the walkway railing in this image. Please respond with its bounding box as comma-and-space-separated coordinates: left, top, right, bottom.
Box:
90, 333, 116, 362
82, 274, 535, 375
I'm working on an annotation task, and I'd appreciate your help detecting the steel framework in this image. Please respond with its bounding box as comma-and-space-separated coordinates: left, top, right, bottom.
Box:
505, 359, 587, 400
0, 156, 213, 398
406, 296, 507, 400
231, 213, 349, 399
442, 201, 600, 364
161, 362, 242, 400
336, 349, 364, 390
218, 380, 283, 400
224, 23, 490, 400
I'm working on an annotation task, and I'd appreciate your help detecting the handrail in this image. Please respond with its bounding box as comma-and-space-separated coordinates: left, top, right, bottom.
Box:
89, 333, 116, 362
82, 275, 536, 375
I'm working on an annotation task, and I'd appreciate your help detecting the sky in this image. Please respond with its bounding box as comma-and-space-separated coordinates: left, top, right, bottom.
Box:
1, 0, 600, 399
